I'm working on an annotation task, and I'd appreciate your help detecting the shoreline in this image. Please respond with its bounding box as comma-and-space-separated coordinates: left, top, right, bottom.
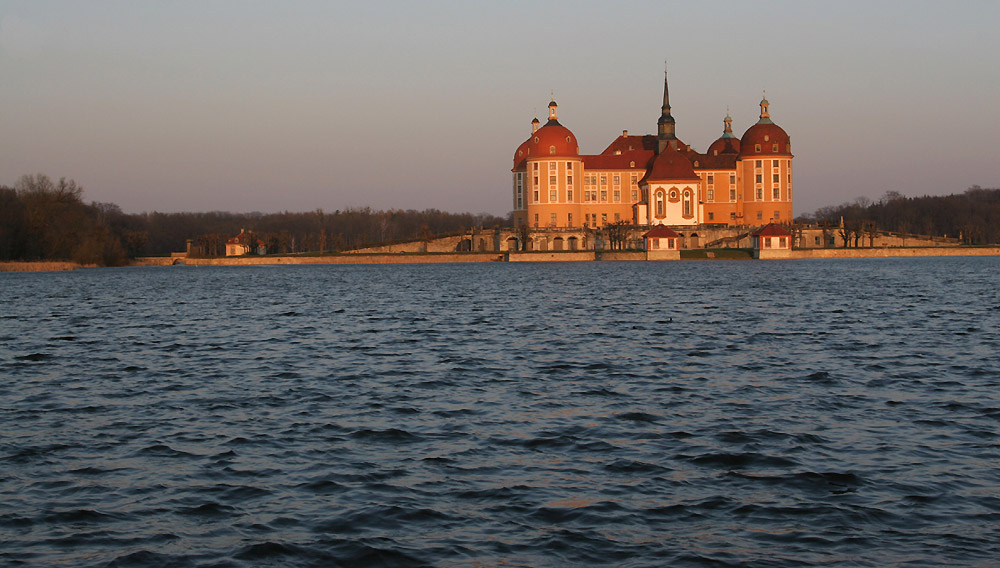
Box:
4, 246, 998, 272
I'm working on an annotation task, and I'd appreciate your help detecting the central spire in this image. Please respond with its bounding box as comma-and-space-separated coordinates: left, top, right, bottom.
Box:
657, 68, 677, 154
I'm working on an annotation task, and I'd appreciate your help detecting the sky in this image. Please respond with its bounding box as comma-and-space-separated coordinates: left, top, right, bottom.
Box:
1, 0, 998, 217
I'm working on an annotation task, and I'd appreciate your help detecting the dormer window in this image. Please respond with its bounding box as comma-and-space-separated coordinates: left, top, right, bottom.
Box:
755, 144, 761, 152
549, 146, 556, 155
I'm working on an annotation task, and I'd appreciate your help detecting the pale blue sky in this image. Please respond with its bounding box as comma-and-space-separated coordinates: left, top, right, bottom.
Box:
2, 0, 998, 216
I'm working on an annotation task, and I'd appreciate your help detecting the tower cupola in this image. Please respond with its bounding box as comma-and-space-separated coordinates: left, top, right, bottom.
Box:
547, 99, 559, 124
757, 93, 773, 125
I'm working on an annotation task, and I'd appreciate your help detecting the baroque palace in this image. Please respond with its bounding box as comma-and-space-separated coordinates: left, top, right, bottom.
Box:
511, 71, 793, 234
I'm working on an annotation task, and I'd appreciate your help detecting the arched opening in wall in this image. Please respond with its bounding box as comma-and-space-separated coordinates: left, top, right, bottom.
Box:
538, 239, 548, 251
689, 233, 700, 248
506, 237, 519, 251
553, 237, 564, 251
457, 238, 472, 252
677, 233, 687, 249
478, 238, 486, 252
568, 236, 578, 250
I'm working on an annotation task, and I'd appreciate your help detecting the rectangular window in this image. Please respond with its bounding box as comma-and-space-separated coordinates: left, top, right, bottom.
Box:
534, 214, 539, 227
585, 213, 590, 226
613, 189, 620, 202
755, 145, 761, 153
566, 161, 573, 170
756, 160, 762, 168
707, 174, 714, 185
533, 190, 539, 202
756, 188, 763, 200
774, 210, 780, 220
773, 173, 780, 183
533, 163, 539, 171
549, 189, 557, 202
708, 212, 714, 221
600, 175, 608, 187
730, 189, 736, 201
631, 174, 638, 186
730, 212, 736, 220
601, 190, 608, 202
549, 175, 557, 186
707, 189, 715, 201
517, 197, 522, 209
567, 189, 573, 201
601, 213, 607, 225
773, 144, 779, 152
550, 213, 557, 226
567, 213, 573, 227
567, 175, 573, 186
756, 210, 763, 220
631, 190, 638, 202
773, 187, 780, 200
613, 175, 620, 187
533, 176, 539, 186
550, 161, 558, 172
756, 174, 762, 183
730, 174, 736, 185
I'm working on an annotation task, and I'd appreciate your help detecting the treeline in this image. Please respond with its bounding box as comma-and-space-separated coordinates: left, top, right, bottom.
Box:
150, 207, 507, 256
0, 174, 145, 266
1, 174, 508, 264
797, 186, 1000, 245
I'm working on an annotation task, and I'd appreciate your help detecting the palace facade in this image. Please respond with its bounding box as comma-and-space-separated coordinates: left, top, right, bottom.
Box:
511, 72, 793, 230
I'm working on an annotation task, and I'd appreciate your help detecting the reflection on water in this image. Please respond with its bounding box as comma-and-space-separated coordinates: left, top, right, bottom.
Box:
1, 257, 999, 566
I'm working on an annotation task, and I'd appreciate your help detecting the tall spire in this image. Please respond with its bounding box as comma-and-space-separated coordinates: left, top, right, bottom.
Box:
657, 67, 677, 154
661, 66, 671, 114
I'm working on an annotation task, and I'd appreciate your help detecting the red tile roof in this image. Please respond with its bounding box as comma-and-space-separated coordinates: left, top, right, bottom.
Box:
753, 223, 792, 237
641, 146, 700, 183
643, 225, 681, 238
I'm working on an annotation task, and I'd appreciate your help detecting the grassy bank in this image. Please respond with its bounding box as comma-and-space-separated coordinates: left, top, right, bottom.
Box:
0, 261, 87, 272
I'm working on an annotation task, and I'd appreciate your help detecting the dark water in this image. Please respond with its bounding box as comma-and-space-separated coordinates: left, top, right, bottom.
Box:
2, 258, 999, 567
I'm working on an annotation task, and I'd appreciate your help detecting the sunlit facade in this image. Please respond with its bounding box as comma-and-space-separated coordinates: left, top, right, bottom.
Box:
512, 72, 794, 229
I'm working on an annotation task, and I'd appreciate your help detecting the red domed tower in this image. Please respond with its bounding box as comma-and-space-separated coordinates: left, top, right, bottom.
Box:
737, 95, 794, 225
707, 113, 740, 156
512, 99, 584, 229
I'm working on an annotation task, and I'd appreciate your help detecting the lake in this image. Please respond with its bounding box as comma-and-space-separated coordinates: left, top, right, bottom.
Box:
1, 258, 998, 567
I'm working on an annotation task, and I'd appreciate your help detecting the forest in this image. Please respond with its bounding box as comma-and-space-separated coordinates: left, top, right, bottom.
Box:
795, 186, 1000, 245
2, 173, 997, 266
0, 174, 506, 265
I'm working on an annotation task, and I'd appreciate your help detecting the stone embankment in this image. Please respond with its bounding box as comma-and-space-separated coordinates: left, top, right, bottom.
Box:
130, 246, 1000, 267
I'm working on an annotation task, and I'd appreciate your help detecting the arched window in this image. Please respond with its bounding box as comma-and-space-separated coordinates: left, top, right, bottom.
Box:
655, 190, 665, 218
683, 190, 692, 217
